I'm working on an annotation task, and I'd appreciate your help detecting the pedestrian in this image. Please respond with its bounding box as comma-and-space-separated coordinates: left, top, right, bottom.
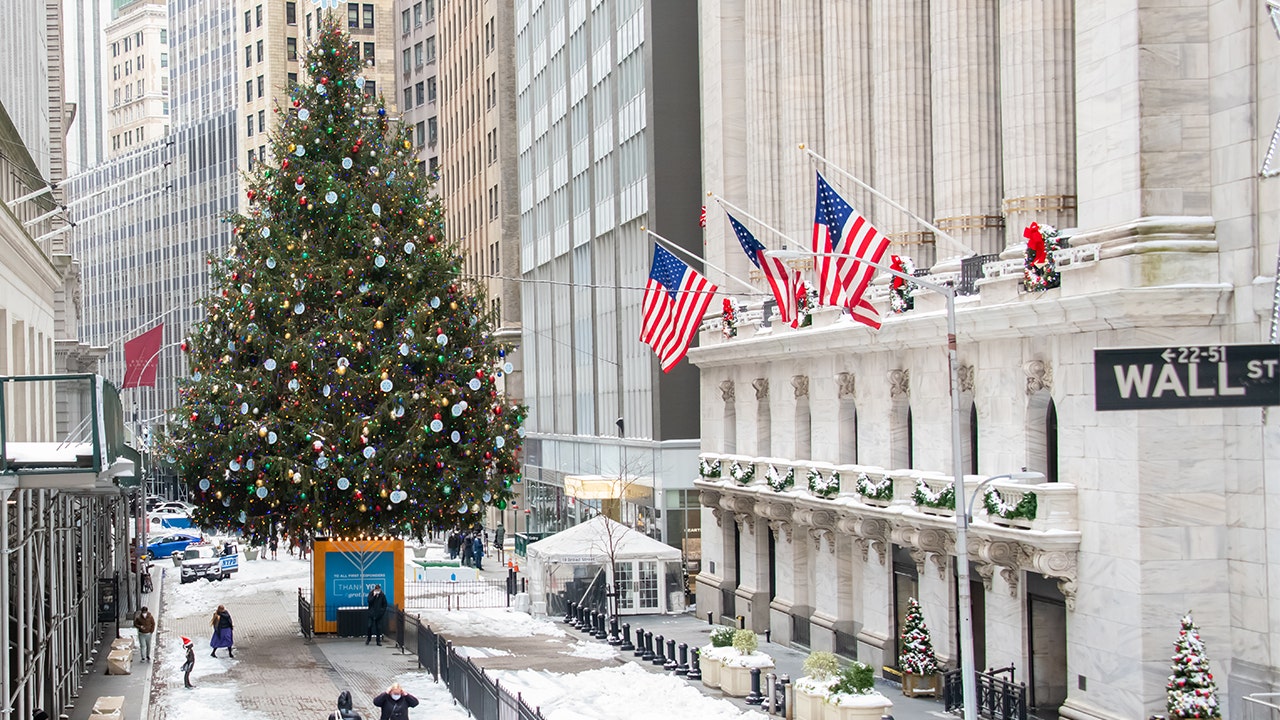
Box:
366, 584, 388, 646
133, 606, 155, 662
460, 533, 473, 567
472, 534, 484, 571
180, 636, 195, 688
209, 604, 235, 658
269, 534, 279, 560
371, 683, 418, 720
327, 690, 365, 720
447, 532, 459, 560
300, 534, 311, 560
493, 524, 505, 564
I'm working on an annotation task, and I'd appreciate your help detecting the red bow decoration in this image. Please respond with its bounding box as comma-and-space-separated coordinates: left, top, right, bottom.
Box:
890, 255, 906, 290
1024, 222, 1047, 265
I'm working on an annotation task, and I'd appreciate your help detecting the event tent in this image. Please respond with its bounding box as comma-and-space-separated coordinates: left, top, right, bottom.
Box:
526, 515, 685, 616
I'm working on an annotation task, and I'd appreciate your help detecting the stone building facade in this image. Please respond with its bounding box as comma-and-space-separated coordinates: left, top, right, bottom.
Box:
693, 2, 1280, 719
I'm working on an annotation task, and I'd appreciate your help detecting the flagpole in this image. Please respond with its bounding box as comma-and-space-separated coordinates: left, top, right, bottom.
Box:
799, 144, 976, 258
640, 226, 762, 296
706, 193, 799, 249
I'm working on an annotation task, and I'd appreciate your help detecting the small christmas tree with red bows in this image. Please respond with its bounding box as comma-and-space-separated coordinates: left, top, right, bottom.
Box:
1166, 613, 1221, 719
1022, 222, 1064, 291
898, 597, 938, 675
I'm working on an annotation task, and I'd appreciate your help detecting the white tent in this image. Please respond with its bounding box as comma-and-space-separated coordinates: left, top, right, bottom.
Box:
526, 515, 685, 617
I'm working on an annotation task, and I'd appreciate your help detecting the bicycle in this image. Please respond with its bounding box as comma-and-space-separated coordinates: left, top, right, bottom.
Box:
140, 563, 154, 594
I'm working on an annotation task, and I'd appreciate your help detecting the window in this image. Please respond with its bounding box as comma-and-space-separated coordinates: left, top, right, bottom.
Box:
125, 59, 131, 75
245, 46, 252, 67
427, 117, 437, 145
124, 36, 130, 51
489, 185, 498, 219
244, 10, 251, 33
136, 31, 143, 45
363, 80, 376, 99
125, 85, 132, 102
425, 0, 434, 20
486, 73, 496, 108
429, 156, 438, 173
427, 77, 436, 102
415, 81, 424, 105
402, 48, 410, 73
112, 42, 118, 57
113, 88, 120, 106
425, 36, 435, 63
286, 1, 296, 25
363, 3, 374, 28
402, 9, 410, 33
160, 29, 166, 44
248, 149, 256, 167
160, 52, 168, 68
247, 115, 253, 137
403, 86, 413, 108
113, 65, 119, 81
348, 3, 359, 28
255, 4, 262, 27
288, 72, 298, 86
256, 39, 264, 63
245, 80, 253, 102
414, 2, 422, 26
306, 12, 312, 38
364, 42, 375, 64
257, 75, 264, 98
138, 53, 145, 69
414, 42, 423, 67
485, 18, 494, 55
287, 36, 297, 61
415, 121, 425, 147
487, 129, 497, 164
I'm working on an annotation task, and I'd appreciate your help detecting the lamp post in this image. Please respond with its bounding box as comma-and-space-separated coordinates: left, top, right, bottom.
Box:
766, 248, 1020, 720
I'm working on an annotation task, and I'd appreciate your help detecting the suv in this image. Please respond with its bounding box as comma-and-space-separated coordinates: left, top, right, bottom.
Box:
180, 542, 240, 584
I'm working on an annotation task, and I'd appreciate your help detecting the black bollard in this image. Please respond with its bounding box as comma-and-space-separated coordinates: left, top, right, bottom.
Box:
745, 667, 764, 705
776, 674, 789, 715
707, 611, 713, 625
570, 604, 582, 629
651, 634, 667, 665
634, 629, 648, 658
674, 642, 689, 676
563, 602, 574, 624
663, 639, 678, 671
620, 623, 634, 651
608, 617, 621, 645
641, 631, 656, 661
594, 612, 607, 640
686, 647, 702, 681
582, 608, 592, 632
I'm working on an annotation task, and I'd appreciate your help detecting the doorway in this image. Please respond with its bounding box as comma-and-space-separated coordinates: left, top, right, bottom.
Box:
1026, 573, 1067, 716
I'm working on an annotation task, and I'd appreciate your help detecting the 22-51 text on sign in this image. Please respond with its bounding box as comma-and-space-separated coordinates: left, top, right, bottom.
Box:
1094, 344, 1280, 411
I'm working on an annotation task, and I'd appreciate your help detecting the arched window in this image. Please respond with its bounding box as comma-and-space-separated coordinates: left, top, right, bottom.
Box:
838, 399, 858, 464
724, 396, 737, 454
906, 408, 915, 469
969, 402, 979, 476
1046, 399, 1058, 482
1026, 390, 1059, 482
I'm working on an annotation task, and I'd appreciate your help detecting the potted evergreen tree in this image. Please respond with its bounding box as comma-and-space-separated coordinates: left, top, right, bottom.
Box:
700, 625, 735, 689
1166, 613, 1221, 719
898, 598, 939, 696
720, 629, 774, 697
794, 651, 841, 720
825, 661, 893, 720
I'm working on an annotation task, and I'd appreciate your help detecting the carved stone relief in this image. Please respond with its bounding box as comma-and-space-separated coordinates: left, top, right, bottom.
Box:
768, 519, 794, 544
1000, 567, 1020, 597
1025, 360, 1053, 396
958, 365, 975, 394
792, 375, 810, 399
889, 369, 911, 398
837, 372, 856, 399
975, 563, 995, 591
753, 377, 770, 400
719, 380, 735, 403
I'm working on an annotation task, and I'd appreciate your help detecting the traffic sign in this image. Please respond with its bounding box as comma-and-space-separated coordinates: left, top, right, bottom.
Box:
1095, 344, 1280, 410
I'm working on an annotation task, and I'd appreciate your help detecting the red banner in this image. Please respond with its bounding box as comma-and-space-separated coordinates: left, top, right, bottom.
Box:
122, 324, 165, 388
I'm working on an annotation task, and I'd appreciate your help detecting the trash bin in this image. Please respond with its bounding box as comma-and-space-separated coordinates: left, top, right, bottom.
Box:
337, 607, 366, 637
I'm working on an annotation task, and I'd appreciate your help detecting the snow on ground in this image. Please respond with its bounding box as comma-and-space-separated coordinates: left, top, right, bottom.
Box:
152, 625, 265, 720
418, 607, 567, 638
561, 640, 620, 660
387, 669, 473, 720
455, 646, 514, 659
493, 663, 768, 720
162, 553, 311, 621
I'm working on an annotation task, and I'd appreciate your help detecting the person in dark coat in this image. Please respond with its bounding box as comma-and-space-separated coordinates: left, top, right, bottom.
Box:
372, 683, 418, 720
327, 690, 364, 720
366, 584, 388, 645
209, 605, 234, 657
493, 524, 505, 564
447, 532, 459, 559
472, 535, 484, 571
180, 636, 196, 688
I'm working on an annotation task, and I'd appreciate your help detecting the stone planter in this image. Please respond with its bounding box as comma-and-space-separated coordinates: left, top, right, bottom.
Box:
824, 694, 893, 720
701, 652, 723, 688
902, 672, 938, 697
794, 684, 831, 720
721, 656, 774, 697
244, 547, 259, 561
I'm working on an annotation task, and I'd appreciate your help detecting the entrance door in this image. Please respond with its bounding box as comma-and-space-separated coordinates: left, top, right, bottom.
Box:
1027, 573, 1068, 716
891, 545, 919, 670
614, 562, 635, 613
637, 560, 660, 612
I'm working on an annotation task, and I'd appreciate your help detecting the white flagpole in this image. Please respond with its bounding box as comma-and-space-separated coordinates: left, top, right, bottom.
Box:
640, 226, 764, 296
707, 193, 802, 250
799, 144, 976, 258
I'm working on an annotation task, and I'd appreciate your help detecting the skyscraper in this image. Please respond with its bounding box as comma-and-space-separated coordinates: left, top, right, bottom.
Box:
103, 0, 170, 157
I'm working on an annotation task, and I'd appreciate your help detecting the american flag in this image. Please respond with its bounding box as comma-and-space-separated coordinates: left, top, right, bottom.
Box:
699, 205, 707, 228
812, 172, 888, 326
726, 212, 802, 327
641, 245, 718, 372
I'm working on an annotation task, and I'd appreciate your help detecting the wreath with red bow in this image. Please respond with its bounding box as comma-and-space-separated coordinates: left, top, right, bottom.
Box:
889, 255, 917, 313
722, 297, 741, 339
1023, 222, 1064, 292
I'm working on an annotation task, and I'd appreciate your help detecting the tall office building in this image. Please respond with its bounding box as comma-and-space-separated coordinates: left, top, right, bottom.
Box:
436, 0, 524, 530
104, 0, 170, 157
515, 0, 702, 548
393, 0, 439, 173
63, 0, 111, 173
68, 0, 239, 429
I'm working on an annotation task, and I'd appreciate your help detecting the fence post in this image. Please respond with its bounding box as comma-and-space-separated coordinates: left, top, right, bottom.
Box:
608, 616, 621, 645
687, 647, 702, 681
745, 667, 764, 705
563, 601, 573, 625
641, 631, 656, 662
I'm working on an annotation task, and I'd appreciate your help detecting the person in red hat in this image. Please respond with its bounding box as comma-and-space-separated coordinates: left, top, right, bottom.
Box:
180, 637, 195, 688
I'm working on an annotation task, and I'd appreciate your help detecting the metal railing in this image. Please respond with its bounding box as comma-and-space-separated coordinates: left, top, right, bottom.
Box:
404, 579, 510, 610
298, 589, 313, 642
943, 664, 1028, 720
0, 374, 131, 484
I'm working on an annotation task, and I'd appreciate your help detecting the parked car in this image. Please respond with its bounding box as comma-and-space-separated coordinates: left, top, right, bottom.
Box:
180, 542, 240, 583
146, 532, 202, 559
153, 501, 197, 514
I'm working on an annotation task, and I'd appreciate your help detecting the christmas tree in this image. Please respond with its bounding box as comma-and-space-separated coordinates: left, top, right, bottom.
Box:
1166, 613, 1221, 719
163, 15, 524, 542
898, 597, 938, 675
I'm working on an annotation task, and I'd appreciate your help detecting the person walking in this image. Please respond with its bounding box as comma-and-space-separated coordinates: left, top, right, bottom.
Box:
371, 683, 418, 720
447, 532, 459, 560
269, 534, 279, 560
209, 604, 235, 658
493, 523, 505, 564
133, 606, 155, 662
180, 637, 195, 688
365, 584, 388, 646
327, 690, 364, 720
472, 534, 485, 571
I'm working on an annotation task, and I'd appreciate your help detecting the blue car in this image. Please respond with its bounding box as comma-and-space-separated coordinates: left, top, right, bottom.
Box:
146, 532, 202, 559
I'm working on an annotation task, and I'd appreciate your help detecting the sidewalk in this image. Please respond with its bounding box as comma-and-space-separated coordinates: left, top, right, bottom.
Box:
65, 564, 161, 720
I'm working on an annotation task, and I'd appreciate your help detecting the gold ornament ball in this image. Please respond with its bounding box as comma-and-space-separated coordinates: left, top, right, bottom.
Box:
380, 370, 389, 380
375, 320, 384, 330
259, 426, 268, 437
337, 366, 346, 375
450, 301, 458, 310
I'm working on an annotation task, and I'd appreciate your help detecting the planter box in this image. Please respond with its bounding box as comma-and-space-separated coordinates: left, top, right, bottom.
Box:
701, 653, 723, 689
824, 695, 893, 720
795, 685, 830, 720
722, 659, 774, 697
902, 672, 938, 697
244, 548, 259, 561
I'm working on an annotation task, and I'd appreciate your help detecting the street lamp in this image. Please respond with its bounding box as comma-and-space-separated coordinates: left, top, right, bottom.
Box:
766, 247, 1013, 720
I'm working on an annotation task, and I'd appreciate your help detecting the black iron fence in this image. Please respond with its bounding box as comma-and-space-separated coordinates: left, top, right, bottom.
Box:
298, 589, 313, 641
942, 664, 1028, 720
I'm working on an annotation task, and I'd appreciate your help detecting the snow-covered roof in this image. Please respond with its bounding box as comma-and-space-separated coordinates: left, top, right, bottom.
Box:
526, 515, 681, 564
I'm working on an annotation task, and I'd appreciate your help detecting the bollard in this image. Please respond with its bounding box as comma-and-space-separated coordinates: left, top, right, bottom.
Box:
570, 604, 581, 629
764, 672, 776, 714
651, 634, 667, 665
594, 612, 607, 640
642, 631, 656, 662
608, 617, 621, 645
563, 602, 573, 625
737, 615, 745, 629
675, 642, 689, 676
663, 638, 678, 671
776, 674, 789, 716
634, 629, 649, 658
745, 667, 764, 705
764, 629, 771, 644
707, 611, 713, 625
620, 623, 634, 651
686, 647, 702, 681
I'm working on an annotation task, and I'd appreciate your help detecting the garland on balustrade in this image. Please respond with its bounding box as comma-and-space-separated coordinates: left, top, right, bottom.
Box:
808, 469, 840, 499
1023, 221, 1064, 292
856, 472, 893, 502
889, 255, 916, 314
729, 461, 755, 485
766, 465, 795, 492
699, 458, 722, 479
983, 486, 1038, 521
912, 479, 955, 510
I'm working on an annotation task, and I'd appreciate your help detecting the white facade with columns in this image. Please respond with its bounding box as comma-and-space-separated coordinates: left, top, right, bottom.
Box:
694, 2, 1280, 719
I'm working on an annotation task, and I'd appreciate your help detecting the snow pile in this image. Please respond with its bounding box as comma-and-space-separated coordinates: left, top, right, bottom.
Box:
561, 641, 620, 661
455, 646, 514, 659
494, 663, 767, 720
721, 651, 775, 669
383, 670, 472, 720
420, 608, 567, 638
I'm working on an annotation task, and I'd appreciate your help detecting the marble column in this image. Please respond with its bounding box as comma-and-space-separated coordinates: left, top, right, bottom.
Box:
695, 505, 728, 617
857, 539, 893, 669
769, 521, 797, 643
735, 513, 771, 632
780, 0, 825, 241
999, 0, 1076, 244
745, 0, 782, 228
823, 0, 875, 218
916, 552, 956, 666
871, 0, 935, 265
930, 0, 1004, 259
810, 530, 843, 653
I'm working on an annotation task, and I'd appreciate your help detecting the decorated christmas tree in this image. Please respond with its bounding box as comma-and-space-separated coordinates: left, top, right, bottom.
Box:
1166, 614, 1221, 719
163, 15, 524, 542
898, 597, 938, 675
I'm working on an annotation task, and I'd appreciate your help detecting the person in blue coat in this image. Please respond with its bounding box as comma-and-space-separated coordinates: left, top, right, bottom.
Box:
472, 535, 484, 571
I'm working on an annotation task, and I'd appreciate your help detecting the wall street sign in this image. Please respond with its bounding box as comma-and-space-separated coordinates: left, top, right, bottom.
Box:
1094, 344, 1280, 410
